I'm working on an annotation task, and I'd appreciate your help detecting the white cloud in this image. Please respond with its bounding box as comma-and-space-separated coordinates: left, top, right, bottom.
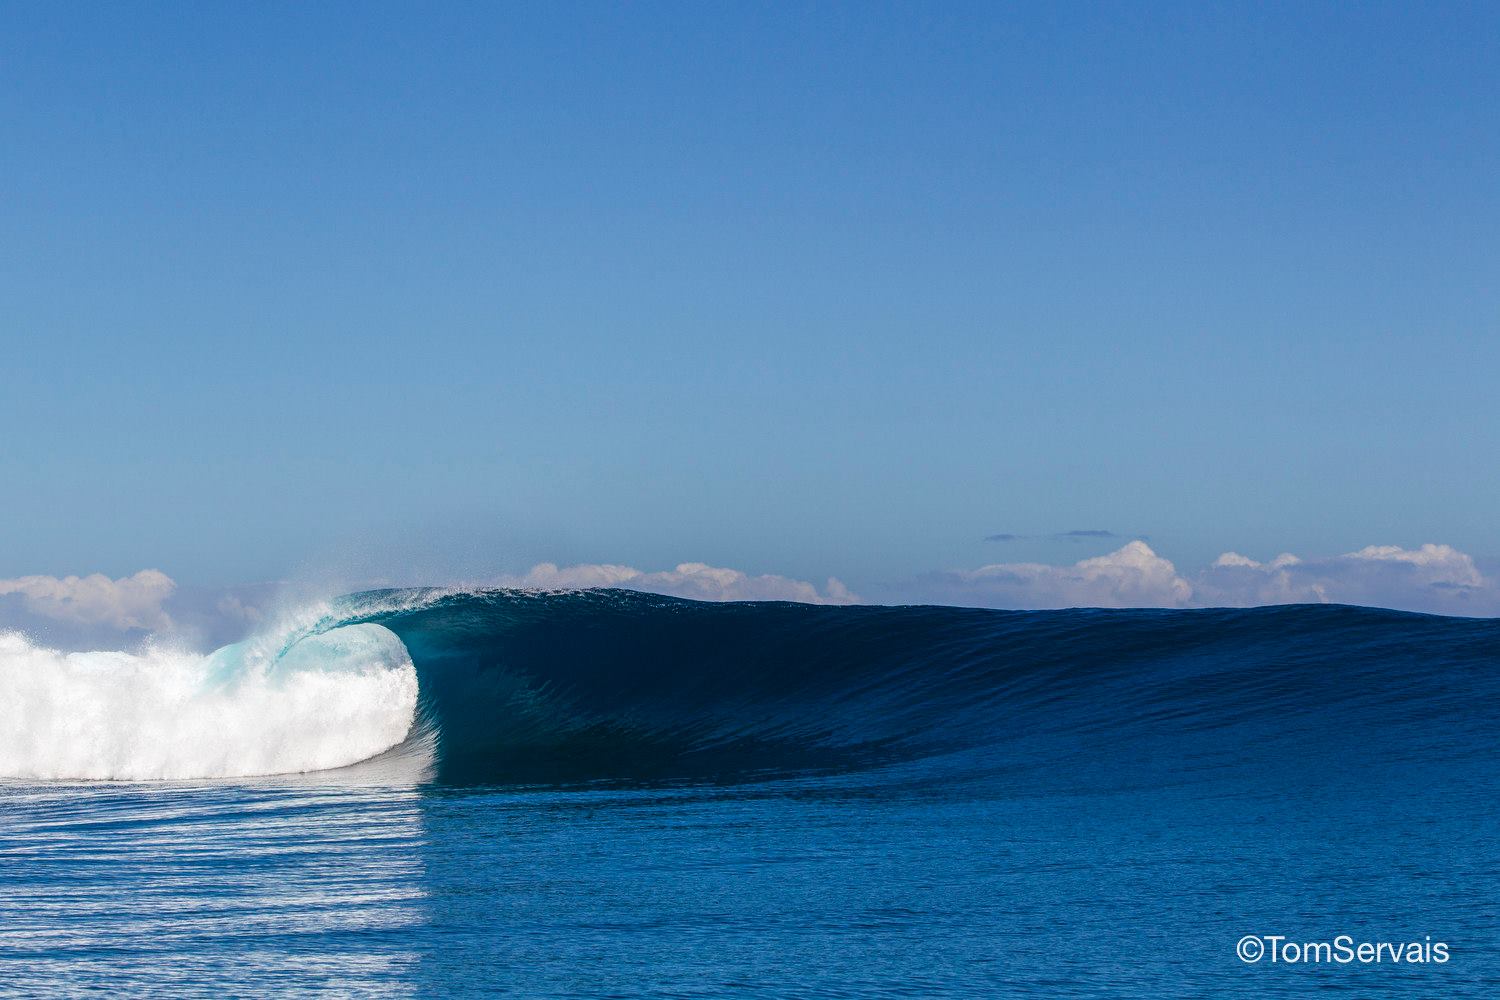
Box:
507, 562, 859, 605
1196, 543, 1494, 616
916, 541, 1193, 609
5, 542, 1490, 641
0, 570, 176, 631
215, 594, 263, 624
910, 541, 1499, 616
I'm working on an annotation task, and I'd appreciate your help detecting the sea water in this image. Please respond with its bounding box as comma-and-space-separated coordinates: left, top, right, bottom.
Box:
2, 590, 1496, 997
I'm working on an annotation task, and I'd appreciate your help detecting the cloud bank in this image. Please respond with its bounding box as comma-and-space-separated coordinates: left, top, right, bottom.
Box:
1194, 544, 1491, 614
506, 562, 860, 605
0, 570, 176, 631
5, 542, 1495, 642
917, 541, 1498, 616
919, 541, 1193, 609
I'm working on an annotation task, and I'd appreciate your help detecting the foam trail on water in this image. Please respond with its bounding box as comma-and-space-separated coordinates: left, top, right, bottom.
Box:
0, 624, 418, 781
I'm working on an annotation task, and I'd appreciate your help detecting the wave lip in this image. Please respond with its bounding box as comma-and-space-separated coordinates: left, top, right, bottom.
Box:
0, 624, 418, 781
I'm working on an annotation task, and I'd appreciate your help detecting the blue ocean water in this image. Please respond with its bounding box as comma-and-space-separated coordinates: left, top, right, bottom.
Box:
2, 591, 1497, 996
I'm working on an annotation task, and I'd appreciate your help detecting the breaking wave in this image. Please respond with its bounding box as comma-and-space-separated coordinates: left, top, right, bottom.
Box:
4, 586, 1497, 787
343, 588, 1500, 787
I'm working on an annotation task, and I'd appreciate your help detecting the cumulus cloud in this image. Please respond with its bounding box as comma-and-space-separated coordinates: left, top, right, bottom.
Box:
0, 570, 176, 631
1195, 544, 1494, 616
505, 562, 859, 605
215, 594, 263, 624
917, 541, 1193, 609
911, 541, 1500, 616
5, 542, 1490, 640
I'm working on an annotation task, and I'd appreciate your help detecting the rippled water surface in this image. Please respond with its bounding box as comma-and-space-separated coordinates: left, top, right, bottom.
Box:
3, 769, 1497, 998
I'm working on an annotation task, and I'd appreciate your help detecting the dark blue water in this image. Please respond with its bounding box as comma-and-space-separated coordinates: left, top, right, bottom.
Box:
3, 591, 1497, 996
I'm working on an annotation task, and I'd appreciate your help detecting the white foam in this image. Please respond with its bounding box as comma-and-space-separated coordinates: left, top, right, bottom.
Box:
0, 624, 418, 781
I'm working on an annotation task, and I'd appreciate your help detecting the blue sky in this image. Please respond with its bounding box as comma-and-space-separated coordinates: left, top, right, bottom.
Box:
3, 2, 1497, 598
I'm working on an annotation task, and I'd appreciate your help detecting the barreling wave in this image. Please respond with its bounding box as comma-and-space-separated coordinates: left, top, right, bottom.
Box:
4, 587, 1497, 786
337, 588, 1500, 787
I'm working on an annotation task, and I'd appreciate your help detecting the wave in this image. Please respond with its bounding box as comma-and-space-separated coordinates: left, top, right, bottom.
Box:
339, 588, 1500, 787
4, 587, 1497, 786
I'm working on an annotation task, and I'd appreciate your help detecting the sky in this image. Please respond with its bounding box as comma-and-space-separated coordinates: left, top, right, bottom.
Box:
3, 2, 1498, 626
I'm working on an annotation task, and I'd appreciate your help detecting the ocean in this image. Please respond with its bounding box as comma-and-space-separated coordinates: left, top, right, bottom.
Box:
2, 589, 1497, 996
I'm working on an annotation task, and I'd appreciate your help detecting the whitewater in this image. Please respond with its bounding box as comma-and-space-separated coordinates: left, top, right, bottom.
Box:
0, 623, 417, 780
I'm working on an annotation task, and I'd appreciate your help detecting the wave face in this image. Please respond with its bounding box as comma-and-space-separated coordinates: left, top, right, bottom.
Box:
323, 588, 1500, 787
0, 624, 417, 780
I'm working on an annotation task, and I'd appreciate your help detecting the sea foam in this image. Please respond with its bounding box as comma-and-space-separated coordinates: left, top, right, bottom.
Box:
0, 624, 417, 781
